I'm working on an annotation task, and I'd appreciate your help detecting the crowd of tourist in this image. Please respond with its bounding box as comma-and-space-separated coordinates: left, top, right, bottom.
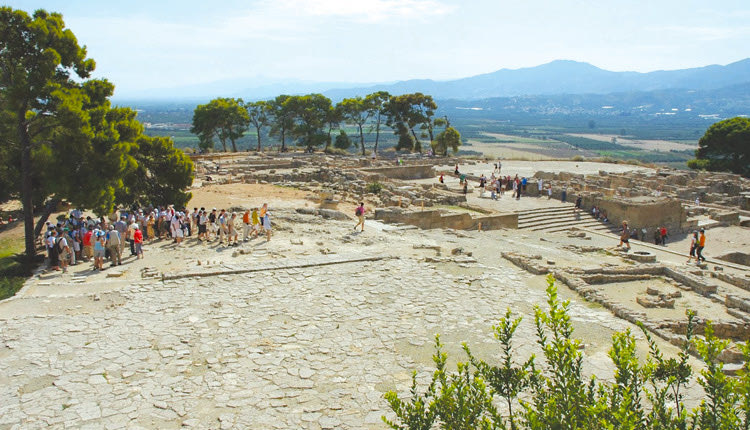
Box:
44, 203, 273, 272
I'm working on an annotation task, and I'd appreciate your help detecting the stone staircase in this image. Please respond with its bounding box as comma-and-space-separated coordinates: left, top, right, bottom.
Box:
516, 205, 614, 233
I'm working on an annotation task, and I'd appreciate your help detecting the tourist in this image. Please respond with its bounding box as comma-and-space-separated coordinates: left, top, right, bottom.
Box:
127, 218, 139, 256
355, 202, 365, 232
173, 213, 185, 245
191, 207, 199, 235
217, 209, 228, 244
687, 231, 698, 263
439, 174, 444, 184
498, 160, 502, 173
575, 196, 582, 211
62, 228, 76, 267
198, 209, 208, 241
454, 164, 459, 175
463, 181, 468, 195
58, 230, 70, 273
695, 197, 700, 206
251, 207, 261, 237
82, 227, 93, 262
537, 178, 543, 197
547, 184, 552, 199
93, 228, 106, 271
227, 212, 239, 246
47, 230, 60, 271
660, 226, 668, 246
133, 225, 144, 259
263, 210, 272, 242
696, 229, 707, 263
242, 209, 252, 241
208, 208, 217, 240
146, 214, 155, 241
106, 225, 122, 267
521, 177, 527, 193
561, 184, 567, 202
653, 228, 661, 245
114, 216, 128, 257
619, 221, 631, 251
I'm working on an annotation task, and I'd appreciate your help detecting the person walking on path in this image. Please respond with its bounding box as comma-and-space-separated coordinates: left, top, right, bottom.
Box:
134, 225, 144, 259
696, 229, 707, 263
618, 221, 631, 251
561, 185, 568, 202
242, 209, 252, 241
547, 184, 552, 199
262, 211, 272, 242
537, 178, 543, 197
687, 231, 698, 263
354, 202, 365, 232
660, 226, 668, 246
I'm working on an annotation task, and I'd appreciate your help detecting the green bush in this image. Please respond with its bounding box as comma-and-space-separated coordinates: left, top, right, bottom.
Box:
366, 182, 383, 194
383, 275, 750, 430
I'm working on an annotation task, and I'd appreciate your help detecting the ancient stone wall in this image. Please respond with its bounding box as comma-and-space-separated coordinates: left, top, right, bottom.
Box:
374, 208, 517, 230
360, 165, 435, 180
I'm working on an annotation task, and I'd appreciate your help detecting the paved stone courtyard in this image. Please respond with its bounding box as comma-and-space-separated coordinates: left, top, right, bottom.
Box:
0, 210, 718, 429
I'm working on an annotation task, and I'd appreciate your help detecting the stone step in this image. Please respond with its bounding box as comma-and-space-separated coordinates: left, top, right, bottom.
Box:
527, 219, 612, 232
518, 212, 595, 228
516, 205, 577, 217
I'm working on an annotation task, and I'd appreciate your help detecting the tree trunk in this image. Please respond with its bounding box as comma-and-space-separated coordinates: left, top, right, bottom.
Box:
374, 114, 381, 154
256, 127, 262, 152
33, 199, 60, 239
18, 116, 36, 263
410, 127, 421, 153
280, 129, 286, 152
219, 138, 227, 152
359, 124, 365, 156
230, 138, 238, 152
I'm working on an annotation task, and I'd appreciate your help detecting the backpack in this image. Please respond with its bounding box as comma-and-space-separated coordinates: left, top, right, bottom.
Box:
355, 206, 363, 216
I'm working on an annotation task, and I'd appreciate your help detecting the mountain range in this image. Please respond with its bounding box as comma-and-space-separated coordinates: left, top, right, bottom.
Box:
115, 58, 750, 102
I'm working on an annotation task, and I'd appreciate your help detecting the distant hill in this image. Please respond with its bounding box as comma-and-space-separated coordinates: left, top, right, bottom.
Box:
441, 82, 750, 116
114, 58, 750, 102
322, 58, 750, 100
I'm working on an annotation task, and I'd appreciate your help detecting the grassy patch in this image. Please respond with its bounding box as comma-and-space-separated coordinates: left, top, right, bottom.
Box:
0, 235, 28, 301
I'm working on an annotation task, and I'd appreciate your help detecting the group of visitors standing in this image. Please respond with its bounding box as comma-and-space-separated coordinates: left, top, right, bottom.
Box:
44, 209, 144, 272
45, 203, 274, 273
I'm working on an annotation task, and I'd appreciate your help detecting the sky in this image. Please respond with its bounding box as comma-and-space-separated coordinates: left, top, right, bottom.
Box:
4, 0, 750, 97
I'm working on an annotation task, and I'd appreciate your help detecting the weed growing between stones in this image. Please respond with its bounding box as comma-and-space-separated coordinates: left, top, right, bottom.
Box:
383, 275, 750, 430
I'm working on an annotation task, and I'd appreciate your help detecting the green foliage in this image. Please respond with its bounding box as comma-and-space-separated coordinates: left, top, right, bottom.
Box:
690, 117, 750, 177
334, 130, 351, 150
386, 93, 437, 153
366, 182, 383, 194
433, 127, 462, 156
383, 276, 750, 430
284, 94, 333, 150
266, 95, 295, 152
116, 135, 194, 209
1, 7, 196, 261
190, 97, 249, 152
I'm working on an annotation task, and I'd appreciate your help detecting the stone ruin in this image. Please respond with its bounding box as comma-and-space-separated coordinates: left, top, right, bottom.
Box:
502, 250, 750, 368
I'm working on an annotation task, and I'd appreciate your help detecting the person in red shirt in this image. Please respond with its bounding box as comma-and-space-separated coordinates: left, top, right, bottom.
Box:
660, 226, 668, 246
83, 229, 94, 262
133, 226, 144, 259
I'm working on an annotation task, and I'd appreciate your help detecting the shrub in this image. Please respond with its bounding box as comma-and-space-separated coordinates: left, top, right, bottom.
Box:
366, 182, 383, 194
383, 275, 750, 430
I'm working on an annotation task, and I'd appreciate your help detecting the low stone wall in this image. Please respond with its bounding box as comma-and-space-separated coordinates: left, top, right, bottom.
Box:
360, 165, 435, 180
375, 208, 517, 231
